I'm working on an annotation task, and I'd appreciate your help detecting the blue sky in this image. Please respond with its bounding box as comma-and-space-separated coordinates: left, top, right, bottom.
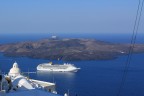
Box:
0, 0, 143, 35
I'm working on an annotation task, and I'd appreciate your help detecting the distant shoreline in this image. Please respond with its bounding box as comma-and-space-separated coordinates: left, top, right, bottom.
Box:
1, 34, 144, 44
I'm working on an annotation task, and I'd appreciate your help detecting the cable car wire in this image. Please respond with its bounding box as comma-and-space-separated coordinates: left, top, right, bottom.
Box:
117, 0, 144, 96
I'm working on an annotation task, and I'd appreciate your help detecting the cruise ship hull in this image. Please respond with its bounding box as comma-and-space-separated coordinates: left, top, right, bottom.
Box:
37, 68, 80, 72
37, 63, 80, 72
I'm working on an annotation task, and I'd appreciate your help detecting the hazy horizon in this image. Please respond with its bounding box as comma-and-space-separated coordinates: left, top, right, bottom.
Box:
0, 0, 144, 35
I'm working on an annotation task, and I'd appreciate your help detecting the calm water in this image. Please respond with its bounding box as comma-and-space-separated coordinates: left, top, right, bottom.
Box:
0, 34, 144, 96
1, 53, 144, 96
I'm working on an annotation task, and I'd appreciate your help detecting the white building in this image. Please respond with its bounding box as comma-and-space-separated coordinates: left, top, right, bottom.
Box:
0, 62, 64, 96
8, 62, 21, 78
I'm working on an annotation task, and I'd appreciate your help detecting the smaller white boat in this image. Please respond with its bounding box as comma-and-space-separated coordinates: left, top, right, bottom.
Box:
37, 62, 80, 72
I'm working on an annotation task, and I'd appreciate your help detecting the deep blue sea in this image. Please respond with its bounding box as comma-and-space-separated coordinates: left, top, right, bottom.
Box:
0, 34, 144, 96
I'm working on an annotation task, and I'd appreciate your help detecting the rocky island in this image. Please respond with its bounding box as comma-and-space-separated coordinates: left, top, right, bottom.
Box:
0, 38, 144, 61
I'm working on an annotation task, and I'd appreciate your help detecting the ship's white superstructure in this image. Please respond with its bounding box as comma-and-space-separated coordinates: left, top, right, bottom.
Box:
37, 62, 80, 72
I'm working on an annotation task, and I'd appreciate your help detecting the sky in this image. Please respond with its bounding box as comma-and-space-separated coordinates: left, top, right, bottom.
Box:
0, 0, 143, 35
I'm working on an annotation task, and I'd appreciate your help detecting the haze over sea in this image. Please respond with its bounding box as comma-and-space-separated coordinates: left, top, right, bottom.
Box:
0, 34, 144, 96
0, 33, 144, 44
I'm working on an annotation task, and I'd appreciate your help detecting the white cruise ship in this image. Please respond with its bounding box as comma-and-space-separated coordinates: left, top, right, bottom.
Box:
37, 62, 80, 72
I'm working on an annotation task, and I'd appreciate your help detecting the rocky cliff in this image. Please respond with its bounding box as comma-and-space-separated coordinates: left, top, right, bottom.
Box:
0, 38, 144, 60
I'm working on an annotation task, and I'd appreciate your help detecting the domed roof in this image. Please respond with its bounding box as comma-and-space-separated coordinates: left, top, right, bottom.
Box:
13, 61, 19, 68
9, 61, 21, 77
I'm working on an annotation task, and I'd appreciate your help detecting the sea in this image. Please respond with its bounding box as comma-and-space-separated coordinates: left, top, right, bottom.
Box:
0, 33, 144, 96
